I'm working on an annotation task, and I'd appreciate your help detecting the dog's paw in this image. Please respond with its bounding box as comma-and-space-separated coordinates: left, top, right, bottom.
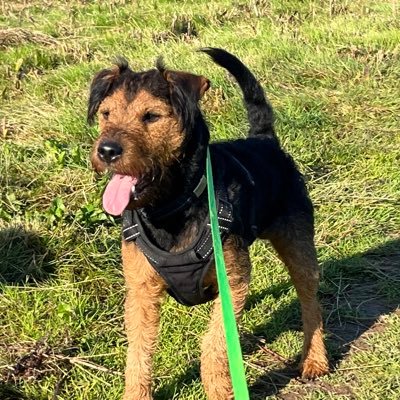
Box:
300, 358, 329, 379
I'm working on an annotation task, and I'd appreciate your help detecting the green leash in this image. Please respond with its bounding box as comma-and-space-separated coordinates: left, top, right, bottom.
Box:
206, 147, 250, 400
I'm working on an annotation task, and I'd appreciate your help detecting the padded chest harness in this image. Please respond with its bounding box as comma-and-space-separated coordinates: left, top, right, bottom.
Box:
122, 183, 233, 306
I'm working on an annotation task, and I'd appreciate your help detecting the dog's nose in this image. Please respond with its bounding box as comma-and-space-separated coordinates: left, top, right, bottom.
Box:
97, 141, 123, 164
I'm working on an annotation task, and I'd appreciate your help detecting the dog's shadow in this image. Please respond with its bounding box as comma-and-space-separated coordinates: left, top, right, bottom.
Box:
0, 383, 28, 400
0, 226, 54, 286
0, 226, 55, 399
155, 238, 400, 399
155, 361, 201, 400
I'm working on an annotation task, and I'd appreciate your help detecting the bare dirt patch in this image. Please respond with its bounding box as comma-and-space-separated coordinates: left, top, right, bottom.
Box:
0, 28, 57, 48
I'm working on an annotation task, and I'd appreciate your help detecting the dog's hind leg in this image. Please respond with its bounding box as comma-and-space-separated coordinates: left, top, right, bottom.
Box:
200, 237, 251, 400
268, 217, 329, 379
122, 241, 166, 400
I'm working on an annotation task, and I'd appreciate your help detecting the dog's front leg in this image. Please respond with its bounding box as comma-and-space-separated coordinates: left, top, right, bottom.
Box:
122, 241, 165, 400
201, 237, 251, 400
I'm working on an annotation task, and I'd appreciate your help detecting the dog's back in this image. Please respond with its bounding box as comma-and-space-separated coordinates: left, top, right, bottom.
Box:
202, 48, 313, 242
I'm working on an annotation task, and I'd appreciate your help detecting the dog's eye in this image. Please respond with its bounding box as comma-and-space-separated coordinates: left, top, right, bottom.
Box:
142, 112, 160, 123
101, 110, 110, 120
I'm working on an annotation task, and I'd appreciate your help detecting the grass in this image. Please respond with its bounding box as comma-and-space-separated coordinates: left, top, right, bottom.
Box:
0, 0, 399, 399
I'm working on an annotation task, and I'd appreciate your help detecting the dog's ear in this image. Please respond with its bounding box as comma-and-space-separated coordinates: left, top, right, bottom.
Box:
87, 59, 129, 125
87, 68, 118, 125
166, 72, 210, 129
163, 70, 210, 102
156, 58, 210, 129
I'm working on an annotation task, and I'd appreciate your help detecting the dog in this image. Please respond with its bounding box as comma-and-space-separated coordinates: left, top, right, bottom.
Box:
88, 48, 329, 399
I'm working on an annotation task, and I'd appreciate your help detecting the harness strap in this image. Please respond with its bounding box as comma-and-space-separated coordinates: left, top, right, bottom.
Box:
196, 199, 232, 259
143, 174, 207, 221
122, 185, 233, 306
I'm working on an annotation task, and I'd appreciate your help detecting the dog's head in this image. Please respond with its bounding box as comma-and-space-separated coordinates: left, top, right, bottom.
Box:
88, 58, 210, 215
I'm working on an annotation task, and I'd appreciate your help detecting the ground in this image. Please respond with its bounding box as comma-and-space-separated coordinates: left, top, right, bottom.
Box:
0, 1, 399, 399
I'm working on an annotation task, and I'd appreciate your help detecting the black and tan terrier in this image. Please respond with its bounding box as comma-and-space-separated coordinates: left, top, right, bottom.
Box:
88, 48, 328, 400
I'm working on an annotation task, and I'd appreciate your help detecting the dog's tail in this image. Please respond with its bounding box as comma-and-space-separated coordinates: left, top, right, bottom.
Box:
200, 47, 276, 139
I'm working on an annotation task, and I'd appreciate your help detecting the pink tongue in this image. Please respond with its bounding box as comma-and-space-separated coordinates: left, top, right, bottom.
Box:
102, 174, 138, 216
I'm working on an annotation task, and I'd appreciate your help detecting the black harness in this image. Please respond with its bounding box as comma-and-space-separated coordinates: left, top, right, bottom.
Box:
122, 182, 234, 306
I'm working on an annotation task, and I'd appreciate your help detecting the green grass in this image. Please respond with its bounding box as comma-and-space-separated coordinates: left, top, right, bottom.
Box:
0, 1, 399, 399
